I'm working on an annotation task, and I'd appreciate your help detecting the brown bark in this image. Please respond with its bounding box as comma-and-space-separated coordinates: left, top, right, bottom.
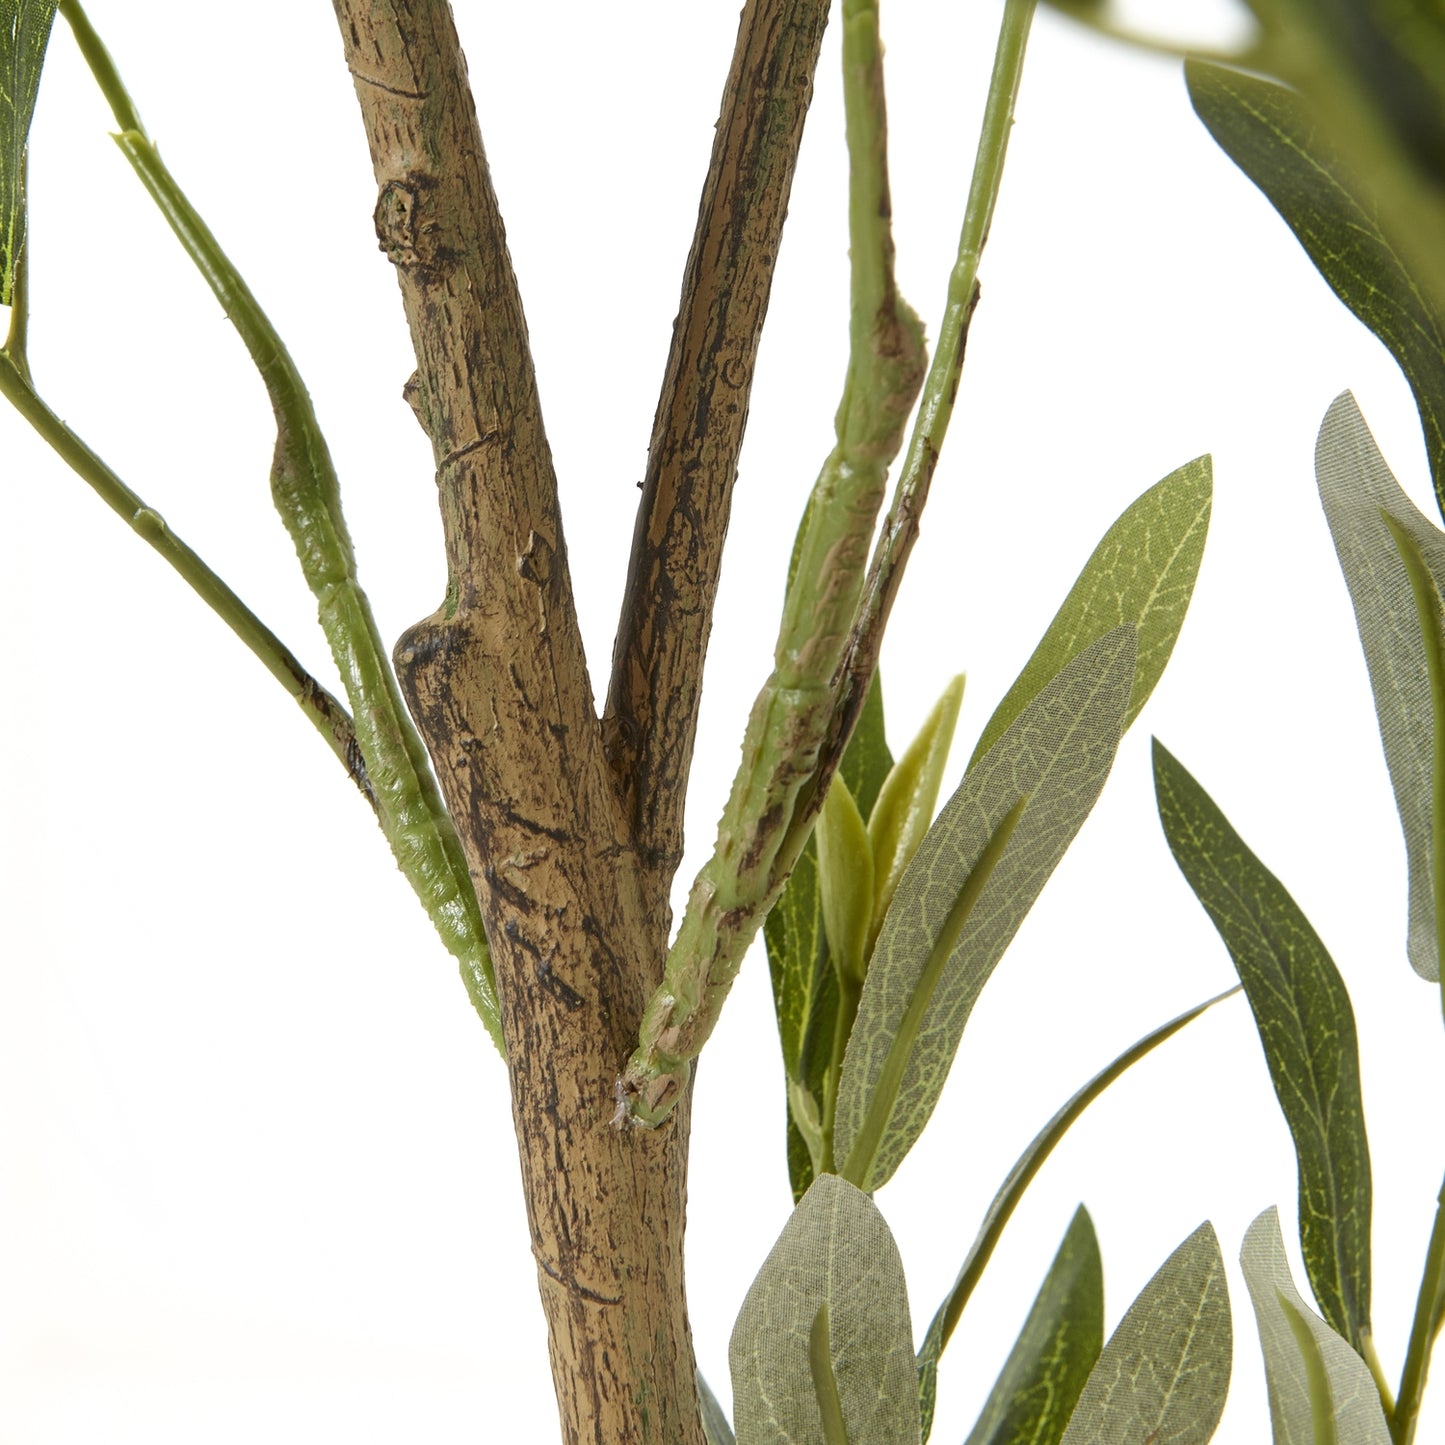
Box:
329, 2, 827, 1441
604, 0, 832, 917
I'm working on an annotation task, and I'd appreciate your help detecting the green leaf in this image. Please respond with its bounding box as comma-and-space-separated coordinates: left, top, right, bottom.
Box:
817, 775, 874, 989
1058, 1222, 1232, 1445
915, 987, 1238, 1440
840, 795, 1028, 1192
1317, 392, 1445, 982
969, 459, 1210, 769
1239, 1208, 1392, 1445
729, 1174, 920, 1445
698, 1371, 737, 1445
957, 1207, 1103, 1445
841, 671, 894, 821
766, 674, 893, 1202
0, 0, 57, 306
1154, 739, 1373, 1351
869, 675, 964, 940
834, 629, 1136, 1192
1380, 508, 1445, 1022
1187, 59, 1445, 517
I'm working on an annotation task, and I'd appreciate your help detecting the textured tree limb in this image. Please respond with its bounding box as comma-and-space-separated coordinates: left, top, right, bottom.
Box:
619, 0, 926, 1126
619, 0, 1038, 1127
330, 6, 705, 1444
603, 0, 833, 905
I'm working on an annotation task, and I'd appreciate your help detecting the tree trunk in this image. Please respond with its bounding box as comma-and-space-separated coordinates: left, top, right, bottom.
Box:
329, 1, 828, 1438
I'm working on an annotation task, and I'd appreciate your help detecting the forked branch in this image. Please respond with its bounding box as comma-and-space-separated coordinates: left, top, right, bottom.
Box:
332, 0, 607, 870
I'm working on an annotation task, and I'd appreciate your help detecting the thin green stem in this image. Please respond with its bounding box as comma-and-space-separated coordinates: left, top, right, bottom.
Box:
0, 354, 369, 791
58, 1, 503, 1052
1377, 513, 1445, 1441
4, 205, 31, 383
820, 0, 1036, 787
57, 1, 143, 133
840, 795, 1026, 1190
620, 0, 923, 1123
1361, 1331, 1398, 1425
1394, 1176, 1445, 1444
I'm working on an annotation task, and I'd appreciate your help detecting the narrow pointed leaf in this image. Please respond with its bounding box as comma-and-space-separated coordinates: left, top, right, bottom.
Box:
1154, 740, 1373, 1351
1240, 1208, 1391, 1445
729, 1174, 920, 1445
1317, 392, 1445, 981
869, 674, 965, 937
834, 629, 1135, 1192
1187, 59, 1445, 515
698, 1371, 738, 1445
817, 775, 874, 988
969, 459, 1210, 769
840, 672, 894, 822
957, 1207, 1103, 1445
915, 987, 1239, 1439
840, 796, 1028, 1191
1059, 1222, 1232, 1445
0, 0, 58, 305
766, 675, 893, 1202
1381, 508, 1445, 1021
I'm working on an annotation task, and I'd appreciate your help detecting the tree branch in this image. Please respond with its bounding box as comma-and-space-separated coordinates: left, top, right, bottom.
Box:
330, 8, 704, 1441
603, 0, 832, 893
333, 1, 598, 765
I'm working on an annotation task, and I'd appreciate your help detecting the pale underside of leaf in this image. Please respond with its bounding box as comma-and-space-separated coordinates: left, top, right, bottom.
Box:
834, 629, 1135, 1192
0, 0, 59, 304
1316, 391, 1445, 982
969, 458, 1210, 769
1059, 1221, 1232, 1445
958, 1206, 1103, 1445
1153, 738, 1372, 1352
1239, 1208, 1391, 1445
729, 1174, 920, 1445
1187, 59, 1445, 516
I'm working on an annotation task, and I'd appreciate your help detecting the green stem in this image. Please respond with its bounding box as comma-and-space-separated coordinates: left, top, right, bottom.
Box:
0, 354, 368, 792
840, 795, 1026, 1190
1361, 1331, 1398, 1425
821, 0, 1036, 781
4, 164, 31, 382
59, 1, 503, 1053
58, 1, 143, 133
620, 0, 924, 1124
1394, 1176, 1445, 1445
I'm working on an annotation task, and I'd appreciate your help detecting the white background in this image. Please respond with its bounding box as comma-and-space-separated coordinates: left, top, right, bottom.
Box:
1, 1, 1440, 1440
